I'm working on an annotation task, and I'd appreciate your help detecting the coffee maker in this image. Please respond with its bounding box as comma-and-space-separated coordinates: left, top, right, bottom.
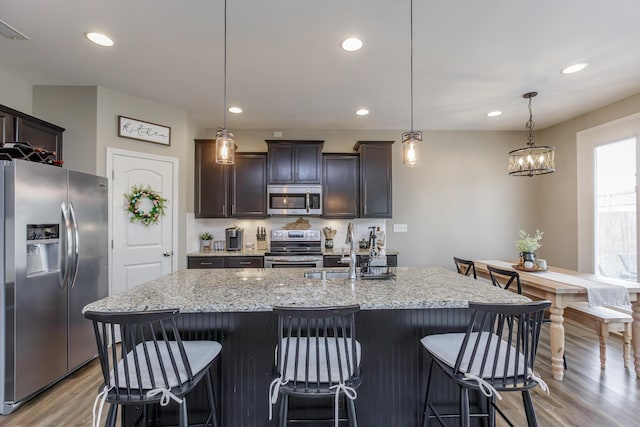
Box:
225, 226, 244, 251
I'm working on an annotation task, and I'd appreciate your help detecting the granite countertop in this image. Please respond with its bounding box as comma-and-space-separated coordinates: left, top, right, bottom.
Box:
188, 249, 268, 257
83, 266, 530, 313
187, 249, 399, 257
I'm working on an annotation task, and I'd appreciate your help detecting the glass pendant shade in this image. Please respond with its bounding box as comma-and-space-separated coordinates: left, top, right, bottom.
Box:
216, 128, 235, 165
508, 145, 555, 176
402, 131, 422, 167
215, 0, 236, 165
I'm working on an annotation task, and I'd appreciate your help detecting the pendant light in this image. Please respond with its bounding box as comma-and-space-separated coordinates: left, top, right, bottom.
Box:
508, 92, 555, 176
402, 0, 422, 167
216, 0, 235, 165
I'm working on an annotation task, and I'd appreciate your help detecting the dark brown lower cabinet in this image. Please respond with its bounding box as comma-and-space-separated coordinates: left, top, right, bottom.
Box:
187, 256, 264, 269
187, 256, 225, 269
224, 256, 264, 268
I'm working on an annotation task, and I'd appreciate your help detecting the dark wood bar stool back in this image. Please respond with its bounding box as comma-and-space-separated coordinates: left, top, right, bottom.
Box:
270, 305, 362, 427
84, 309, 222, 427
453, 257, 477, 279
487, 265, 522, 294
421, 301, 551, 427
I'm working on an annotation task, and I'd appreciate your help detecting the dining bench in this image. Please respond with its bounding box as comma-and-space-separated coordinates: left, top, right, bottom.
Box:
565, 303, 632, 369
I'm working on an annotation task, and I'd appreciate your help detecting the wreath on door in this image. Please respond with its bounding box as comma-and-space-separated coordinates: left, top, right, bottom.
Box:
124, 184, 168, 226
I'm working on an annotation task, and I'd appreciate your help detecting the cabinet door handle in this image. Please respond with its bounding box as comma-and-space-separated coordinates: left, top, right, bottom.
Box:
239, 261, 251, 265
223, 204, 226, 216
200, 262, 213, 266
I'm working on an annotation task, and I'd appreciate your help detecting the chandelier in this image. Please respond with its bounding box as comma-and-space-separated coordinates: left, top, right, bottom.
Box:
402, 0, 421, 167
216, 0, 235, 165
508, 92, 555, 176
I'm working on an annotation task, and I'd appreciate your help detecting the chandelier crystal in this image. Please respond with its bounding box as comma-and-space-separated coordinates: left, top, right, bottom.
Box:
508, 92, 555, 177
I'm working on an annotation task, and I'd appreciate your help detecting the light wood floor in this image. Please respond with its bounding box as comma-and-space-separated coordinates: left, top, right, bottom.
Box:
0, 318, 638, 427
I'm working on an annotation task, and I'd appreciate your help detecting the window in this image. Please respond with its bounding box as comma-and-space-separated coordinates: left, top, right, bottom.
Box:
578, 113, 640, 282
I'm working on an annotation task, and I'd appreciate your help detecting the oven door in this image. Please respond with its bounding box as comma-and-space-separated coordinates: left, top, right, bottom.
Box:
264, 256, 323, 269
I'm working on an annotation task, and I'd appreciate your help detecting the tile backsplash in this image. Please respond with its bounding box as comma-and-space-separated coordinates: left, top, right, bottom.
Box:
186, 214, 386, 253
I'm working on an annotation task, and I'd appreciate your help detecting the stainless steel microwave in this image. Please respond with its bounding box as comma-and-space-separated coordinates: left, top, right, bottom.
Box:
267, 185, 322, 216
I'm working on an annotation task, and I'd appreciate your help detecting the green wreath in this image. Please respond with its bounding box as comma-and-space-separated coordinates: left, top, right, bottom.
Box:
124, 184, 168, 226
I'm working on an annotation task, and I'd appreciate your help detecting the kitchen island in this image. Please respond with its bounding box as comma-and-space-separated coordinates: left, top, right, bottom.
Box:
84, 267, 530, 426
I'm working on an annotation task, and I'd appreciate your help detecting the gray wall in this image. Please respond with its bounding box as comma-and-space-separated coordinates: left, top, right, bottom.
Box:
538, 92, 640, 269
5, 64, 640, 271
33, 86, 98, 174
198, 129, 539, 267
0, 67, 32, 113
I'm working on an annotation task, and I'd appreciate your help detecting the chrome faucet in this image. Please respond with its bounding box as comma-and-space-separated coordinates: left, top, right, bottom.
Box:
341, 222, 357, 280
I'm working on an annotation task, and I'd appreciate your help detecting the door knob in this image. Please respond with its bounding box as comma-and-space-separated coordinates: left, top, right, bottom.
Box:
163, 251, 172, 257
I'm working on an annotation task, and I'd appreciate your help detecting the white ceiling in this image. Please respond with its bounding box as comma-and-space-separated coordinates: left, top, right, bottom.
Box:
2, 0, 640, 132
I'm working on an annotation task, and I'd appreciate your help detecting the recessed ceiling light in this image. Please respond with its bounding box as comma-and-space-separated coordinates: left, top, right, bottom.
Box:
561, 63, 588, 74
341, 37, 363, 52
486, 111, 502, 117
228, 106, 242, 114
355, 109, 369, 116
85, 32, 114, 47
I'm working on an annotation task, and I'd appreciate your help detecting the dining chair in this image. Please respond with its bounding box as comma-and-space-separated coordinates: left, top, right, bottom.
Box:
420, 301, 551, 427
84, 309, 222, 427
269, 305, 362, 427
487, 265, 567, 370
487, 265, 522, 294
453, 257, 477, 279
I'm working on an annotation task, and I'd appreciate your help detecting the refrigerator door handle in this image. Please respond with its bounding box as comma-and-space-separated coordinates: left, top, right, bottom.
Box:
68, 202, 80, 288
60, 202, 73, 289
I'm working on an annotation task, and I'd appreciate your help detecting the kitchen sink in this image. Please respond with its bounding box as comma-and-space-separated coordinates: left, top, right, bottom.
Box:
303, 270, 352, 280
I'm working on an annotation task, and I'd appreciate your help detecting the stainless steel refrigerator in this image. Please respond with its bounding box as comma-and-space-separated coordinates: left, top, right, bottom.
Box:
0, 159, 108, 414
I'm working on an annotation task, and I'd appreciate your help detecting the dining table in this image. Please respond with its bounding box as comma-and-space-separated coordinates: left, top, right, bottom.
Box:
475, 260, 640, 381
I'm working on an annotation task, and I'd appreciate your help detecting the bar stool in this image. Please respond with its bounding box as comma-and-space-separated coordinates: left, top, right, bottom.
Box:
269, 305, 362, 427
84, 309, 222, 427
453, 257, 477, 279
421, 301, 551, 427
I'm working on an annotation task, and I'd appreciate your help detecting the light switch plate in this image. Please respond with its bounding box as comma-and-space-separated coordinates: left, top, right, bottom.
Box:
393, 224, 408, 232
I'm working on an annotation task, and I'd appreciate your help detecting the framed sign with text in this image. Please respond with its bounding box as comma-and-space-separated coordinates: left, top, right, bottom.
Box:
118, 116, 171, 146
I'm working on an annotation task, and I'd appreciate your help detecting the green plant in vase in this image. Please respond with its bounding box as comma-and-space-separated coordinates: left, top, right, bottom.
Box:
200, 231, 213, 252
515, 229, 543, 268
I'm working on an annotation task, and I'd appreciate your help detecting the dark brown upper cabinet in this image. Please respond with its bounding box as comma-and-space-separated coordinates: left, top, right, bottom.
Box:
322, 153, 359, 218
354, 141, 394, 218
231, 153, 267, 217
0, 108, 15, 144
1, 104, 64, 160
195, 139, 228, 218
266, 140, 323, 184
194, 139, 267, 218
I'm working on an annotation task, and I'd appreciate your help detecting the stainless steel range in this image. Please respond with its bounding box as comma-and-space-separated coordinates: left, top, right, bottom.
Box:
264, 229, 323, 268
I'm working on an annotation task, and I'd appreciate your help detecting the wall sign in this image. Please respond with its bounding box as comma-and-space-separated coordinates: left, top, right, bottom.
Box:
118, 115, 171, 146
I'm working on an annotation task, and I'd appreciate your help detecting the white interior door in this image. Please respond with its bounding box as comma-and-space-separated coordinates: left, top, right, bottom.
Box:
108, 148, 178, 296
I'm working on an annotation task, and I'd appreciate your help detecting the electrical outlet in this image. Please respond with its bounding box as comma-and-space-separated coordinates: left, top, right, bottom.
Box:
393, 224, 408, 232
273, 131, 283, 137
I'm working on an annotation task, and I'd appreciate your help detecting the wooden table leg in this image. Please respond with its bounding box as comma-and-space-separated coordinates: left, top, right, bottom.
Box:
632, 300, 640, 377
549, 306, 566, 381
